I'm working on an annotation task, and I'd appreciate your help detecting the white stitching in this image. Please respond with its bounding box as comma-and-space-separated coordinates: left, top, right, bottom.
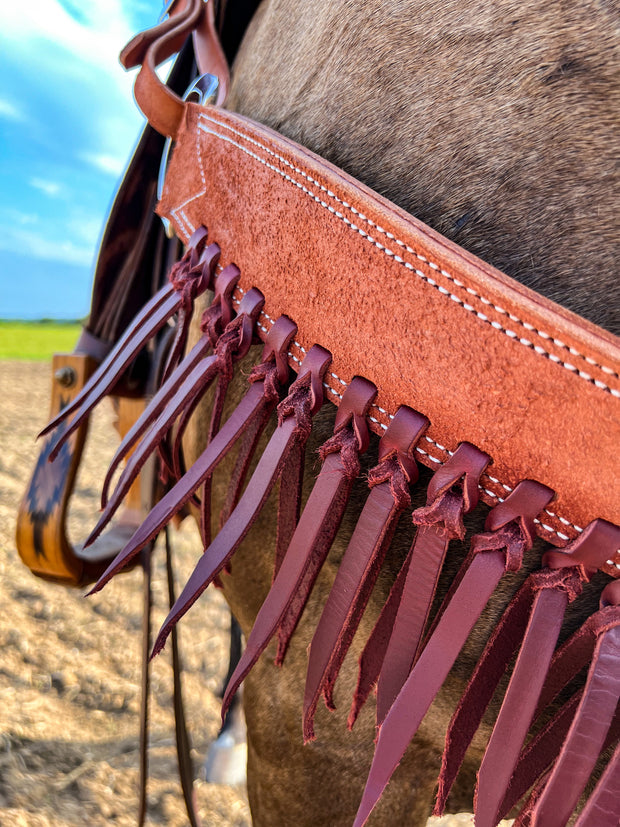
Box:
199, 114, 620, 384
233, 289, 589, 544
173, 121, 615, 543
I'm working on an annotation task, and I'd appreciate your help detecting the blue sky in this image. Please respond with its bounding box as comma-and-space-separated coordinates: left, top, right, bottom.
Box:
0, 1, 160, 319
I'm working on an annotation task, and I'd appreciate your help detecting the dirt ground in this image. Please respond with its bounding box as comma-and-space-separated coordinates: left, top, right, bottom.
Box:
0, 360, 511, 827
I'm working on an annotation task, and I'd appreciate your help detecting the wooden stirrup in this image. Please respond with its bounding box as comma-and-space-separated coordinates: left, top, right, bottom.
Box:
16, 351, 147, 586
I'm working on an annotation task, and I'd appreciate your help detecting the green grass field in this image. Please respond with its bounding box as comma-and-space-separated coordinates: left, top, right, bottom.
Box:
0, 321, 82, 361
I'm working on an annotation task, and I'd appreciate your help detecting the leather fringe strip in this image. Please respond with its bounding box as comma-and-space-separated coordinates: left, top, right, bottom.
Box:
99, 259, 244, 509
87, 315, 298, 594
352, 479, 555, 827
438, 518, 620, 826
153, 344, 335, 665
349, 443, 490, 728
41, 226, 214, 457
36, 230, 620, 827
303, 406, 429, 742
87, 283, 264, 544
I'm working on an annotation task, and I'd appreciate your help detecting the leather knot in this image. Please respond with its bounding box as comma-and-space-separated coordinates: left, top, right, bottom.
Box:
200, 302, 225, 346
277, 374, 313, 443
212, 320, 245, 384
248, 361, 280, 403
531, 566, 584, 603
319, 428, 361, 479
411, 489, 466, 541
471, 521, 525, 572
169, 254, 205, 312
367, 456, 411, 511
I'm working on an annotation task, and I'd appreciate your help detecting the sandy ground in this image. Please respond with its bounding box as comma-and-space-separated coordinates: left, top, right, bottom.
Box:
0, 360, 511, 827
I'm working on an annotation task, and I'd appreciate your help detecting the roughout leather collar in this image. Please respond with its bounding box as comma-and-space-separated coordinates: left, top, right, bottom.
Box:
157, 104, 620, 572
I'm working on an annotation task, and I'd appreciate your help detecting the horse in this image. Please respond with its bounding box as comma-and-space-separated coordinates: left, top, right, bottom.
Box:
172, 2, 617, 825
29, 1, 619, 824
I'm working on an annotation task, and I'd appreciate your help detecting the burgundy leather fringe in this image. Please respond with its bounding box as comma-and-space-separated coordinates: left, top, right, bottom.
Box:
87, 316, 298, 596
219, 377, 378, 722
99, 261, 241, 504
100, 335, 211, 506
574, 737, 620, 827
499, 628, 619, 820
85, 285, 264, 546
375, 443, 490, 724
351, 479, 554, 827
473, 520, 620, 826
303, 406, 428, 742
42, 227, 215, 458
170, 263, 243, 482
526, 581, 620, 827
348, 443, 489, 728
151, 344, 333, 662
436, 566, 582, 821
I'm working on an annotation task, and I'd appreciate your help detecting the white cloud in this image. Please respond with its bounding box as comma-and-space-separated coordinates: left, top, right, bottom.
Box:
80, 152, 126, 176
30, 177, 62, 197
6, 210, 40, 226
0, 1, 135, 75
0, 1, 148, 163
0, 226, 94, 267
0, 98, 26, 122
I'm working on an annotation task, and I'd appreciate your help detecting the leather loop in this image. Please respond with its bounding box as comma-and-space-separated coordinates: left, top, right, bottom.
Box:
543, 518, 620, 578
484, 478, 555, 548
217, 376, 376, 719
121, 0, 205, 140
151, 343, 331, 663
376, 405, 429, 483
303, 406, 428, 741
334, 376, 377, 453
208, 262, 240, 332
121, 0, 231, 139
426, 441, 490, 512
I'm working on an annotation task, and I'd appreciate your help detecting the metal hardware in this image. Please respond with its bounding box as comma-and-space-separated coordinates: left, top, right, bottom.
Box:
54, 366, 77, 388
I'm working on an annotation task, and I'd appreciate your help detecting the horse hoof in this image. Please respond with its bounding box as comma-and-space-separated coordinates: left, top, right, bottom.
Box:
203, 705, 247, 786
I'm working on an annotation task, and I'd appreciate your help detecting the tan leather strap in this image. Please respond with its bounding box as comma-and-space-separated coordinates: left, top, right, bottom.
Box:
121, 0, 229, 140
157, 104, 620, 567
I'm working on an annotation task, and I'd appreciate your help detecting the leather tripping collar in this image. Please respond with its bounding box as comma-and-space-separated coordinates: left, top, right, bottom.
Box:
41, 5, 620, 827
159, 102, 620, 562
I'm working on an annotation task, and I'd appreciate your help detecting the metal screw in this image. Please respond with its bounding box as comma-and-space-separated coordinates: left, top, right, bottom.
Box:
55, 366, 77, 388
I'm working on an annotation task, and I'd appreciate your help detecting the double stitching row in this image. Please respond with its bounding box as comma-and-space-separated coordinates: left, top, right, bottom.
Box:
165, 116, 617, 545
198, 112, 619, 393
227, 289, 590, 545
